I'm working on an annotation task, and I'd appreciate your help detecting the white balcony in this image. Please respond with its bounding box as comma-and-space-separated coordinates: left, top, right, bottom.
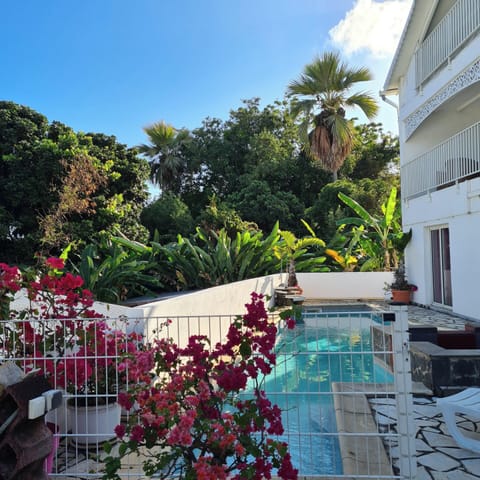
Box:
402, 121, 480, 200
415, 0, 480, 88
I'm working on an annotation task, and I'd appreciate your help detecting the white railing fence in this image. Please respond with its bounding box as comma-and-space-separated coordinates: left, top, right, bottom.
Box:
402, 120, 480, 200
415, 0, 480, 88
0, 309, 415, 479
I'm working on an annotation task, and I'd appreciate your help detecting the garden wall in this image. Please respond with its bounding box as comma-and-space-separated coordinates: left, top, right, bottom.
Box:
139, 271, 394, 318
297, 272, 394, 300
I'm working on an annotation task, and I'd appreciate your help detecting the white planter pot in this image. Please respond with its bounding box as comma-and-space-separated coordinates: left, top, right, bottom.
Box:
67, 400, 121, 446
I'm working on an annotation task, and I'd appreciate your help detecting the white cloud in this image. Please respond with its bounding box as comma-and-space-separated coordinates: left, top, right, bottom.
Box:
329, 0, 412, 59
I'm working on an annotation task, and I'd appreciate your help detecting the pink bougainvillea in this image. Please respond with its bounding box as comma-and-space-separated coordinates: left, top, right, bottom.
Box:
104, 292, 298, 480
0, 257, 140, 395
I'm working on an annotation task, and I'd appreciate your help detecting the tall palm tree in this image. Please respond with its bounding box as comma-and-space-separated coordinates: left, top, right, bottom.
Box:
287, 52, 379, 181
137, 121, 191, 193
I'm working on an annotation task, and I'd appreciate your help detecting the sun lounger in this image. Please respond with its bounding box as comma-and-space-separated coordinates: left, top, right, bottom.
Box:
437, 387, 480, 452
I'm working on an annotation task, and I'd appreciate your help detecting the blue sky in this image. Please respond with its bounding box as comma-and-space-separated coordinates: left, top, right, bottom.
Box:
1, 0, 411, 149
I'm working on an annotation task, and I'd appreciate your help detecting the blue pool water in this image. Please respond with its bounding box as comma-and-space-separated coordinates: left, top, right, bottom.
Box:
246, 314, 394, 475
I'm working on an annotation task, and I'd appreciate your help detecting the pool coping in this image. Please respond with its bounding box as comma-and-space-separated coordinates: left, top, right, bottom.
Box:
332, 382, 395, 479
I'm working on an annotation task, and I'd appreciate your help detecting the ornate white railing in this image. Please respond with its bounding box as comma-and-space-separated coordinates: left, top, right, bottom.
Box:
402, 121, 480, 200
415, 0, 480, 88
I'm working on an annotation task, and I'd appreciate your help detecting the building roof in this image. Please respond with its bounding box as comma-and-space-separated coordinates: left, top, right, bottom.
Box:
383, 1, 439, 93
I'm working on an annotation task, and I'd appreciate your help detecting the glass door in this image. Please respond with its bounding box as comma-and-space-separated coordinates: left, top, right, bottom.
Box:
431, 227, 452, 306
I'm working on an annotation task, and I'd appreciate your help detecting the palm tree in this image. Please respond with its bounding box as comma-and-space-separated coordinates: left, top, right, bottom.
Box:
137, 121, 191, 193
287, 52, 379, 181
275, 228, 325, 287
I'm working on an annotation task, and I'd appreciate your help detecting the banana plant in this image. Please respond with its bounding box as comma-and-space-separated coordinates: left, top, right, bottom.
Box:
337, 187, 411, 271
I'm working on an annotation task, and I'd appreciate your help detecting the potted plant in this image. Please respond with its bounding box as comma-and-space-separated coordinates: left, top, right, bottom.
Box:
386, 262, 417, 304
103, 292, 298, 480
57, 319, 145, 446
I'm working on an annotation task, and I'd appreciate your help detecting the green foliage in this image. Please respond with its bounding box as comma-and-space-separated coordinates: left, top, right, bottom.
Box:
275, 227, 327, 286
141, 193, 195, 243
340, 123, 399, 180
197, 195, 258, 237
287, 52, 379, 179
69, 239, 162, 303
227, 180, 305, 234
306, 178, 398, 240
68, 222, 330, 298
337, 187, 411, 271
0, 101, 150, 264
154, 224, 283, 289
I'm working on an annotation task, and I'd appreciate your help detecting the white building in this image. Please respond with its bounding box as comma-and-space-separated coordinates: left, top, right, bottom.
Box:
383, 0, 480, 320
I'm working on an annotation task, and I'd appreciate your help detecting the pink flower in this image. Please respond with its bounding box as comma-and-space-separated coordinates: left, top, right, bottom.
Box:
45, 257, 65, 270
104, 292, 297, 480
286, 317, 296, 329
130, 424, 145, 442
115, 424, 126, 438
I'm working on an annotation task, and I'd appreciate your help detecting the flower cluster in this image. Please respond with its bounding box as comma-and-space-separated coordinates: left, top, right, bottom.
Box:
103, 293, 298, 480
0, 262, 22, 319
0, 257, 140, 396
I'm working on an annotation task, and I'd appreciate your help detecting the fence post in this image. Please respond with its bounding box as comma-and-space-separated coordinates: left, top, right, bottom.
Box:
391, 304, 416, 480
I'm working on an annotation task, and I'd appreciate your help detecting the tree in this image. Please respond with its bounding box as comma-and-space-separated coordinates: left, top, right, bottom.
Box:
275, 229, 326, 286
137, 121, 191, 193
287, 52, 378, 181
141, 193, 195, 243
226, 180, 305, 234
341, 123, 399, 180
0, 101, 150, 264
197, 195, 257, 237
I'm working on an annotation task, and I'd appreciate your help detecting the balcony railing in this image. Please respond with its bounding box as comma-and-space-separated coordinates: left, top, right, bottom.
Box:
415, 0, 480, 88
402, 121, 480, 200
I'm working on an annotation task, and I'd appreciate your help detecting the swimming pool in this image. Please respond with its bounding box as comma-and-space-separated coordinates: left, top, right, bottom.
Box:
250, 312, 394, 475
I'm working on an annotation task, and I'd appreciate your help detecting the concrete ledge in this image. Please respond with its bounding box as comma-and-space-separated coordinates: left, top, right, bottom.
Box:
332, 383, 394, 478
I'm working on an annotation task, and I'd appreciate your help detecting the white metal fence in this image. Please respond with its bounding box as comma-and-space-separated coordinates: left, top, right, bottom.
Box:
402, 120, 480, 200
415, 0, 480, 88
0, 307, 415, 479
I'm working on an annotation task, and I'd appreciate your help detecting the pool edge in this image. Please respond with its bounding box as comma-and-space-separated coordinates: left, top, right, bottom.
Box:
332, 382, 395, 478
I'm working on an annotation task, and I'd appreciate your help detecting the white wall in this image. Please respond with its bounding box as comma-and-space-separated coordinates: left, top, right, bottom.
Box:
140, 272, 394, 319
296, 272, 393, 300
140, 274, 284, 318
403, 177, 480, 320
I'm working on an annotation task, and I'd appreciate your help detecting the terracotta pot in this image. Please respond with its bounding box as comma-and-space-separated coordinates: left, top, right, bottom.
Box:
391, 289, 411, 304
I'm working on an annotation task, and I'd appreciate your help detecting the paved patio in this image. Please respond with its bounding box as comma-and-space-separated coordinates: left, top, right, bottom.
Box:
376, 303, 480, 480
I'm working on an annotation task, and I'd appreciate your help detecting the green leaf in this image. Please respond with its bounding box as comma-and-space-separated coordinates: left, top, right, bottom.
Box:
239, 341, 252, 358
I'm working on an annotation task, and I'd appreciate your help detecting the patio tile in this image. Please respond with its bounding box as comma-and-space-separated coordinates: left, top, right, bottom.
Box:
417, 452, 461, 471
416, 438, 434, 452
416, 465, 434, 480
462, 458, 480, 475
432, 472, 480, 480
414, 404, 443, 418
422, 430, 458, 448
437, 447, 480, 459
